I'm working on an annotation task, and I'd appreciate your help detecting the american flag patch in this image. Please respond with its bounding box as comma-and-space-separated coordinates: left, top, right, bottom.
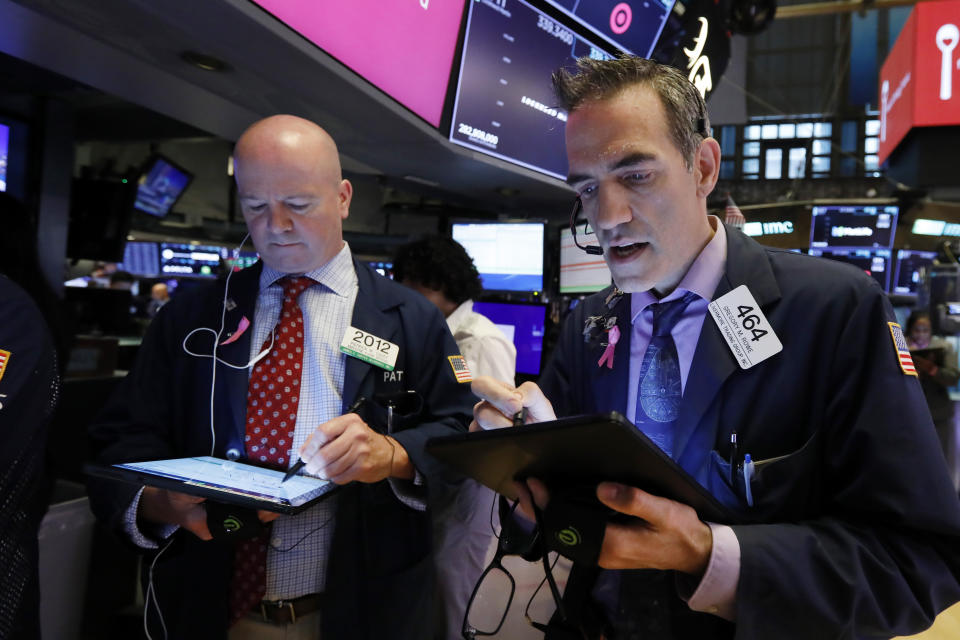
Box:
0, 349, 9, 383
447, 355, 473, 383
888, 322, 917, 376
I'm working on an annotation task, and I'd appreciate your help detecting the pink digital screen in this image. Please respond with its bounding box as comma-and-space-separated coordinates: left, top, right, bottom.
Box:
251, 0, 466, 127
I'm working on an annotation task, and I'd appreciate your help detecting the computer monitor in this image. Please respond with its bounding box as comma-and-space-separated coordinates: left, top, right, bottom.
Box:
472, 301, 547, 376
540, 0, 675, 57
560, 227, 612, 294
451, 222, 544, 293
449, 0, 615, 179
134, 155, 193, 218
227, 250, 260, 272
0, 114, 29, 200
809, 204, 898, 250
159, 242, 226, 278
249, 0, 464, 127
0, 123, 8, 193
118, 241, 160, 277
893, 249, 937, 295
808, 248, 892, 291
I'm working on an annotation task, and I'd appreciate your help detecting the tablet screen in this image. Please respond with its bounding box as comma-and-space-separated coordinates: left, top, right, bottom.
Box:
115, 456, 331, 508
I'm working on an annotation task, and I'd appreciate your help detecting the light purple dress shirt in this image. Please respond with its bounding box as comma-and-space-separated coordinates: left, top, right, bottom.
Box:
625, 218, 740, 621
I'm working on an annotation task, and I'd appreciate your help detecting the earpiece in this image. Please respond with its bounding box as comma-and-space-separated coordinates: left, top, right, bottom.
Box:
569, 198, 603, 256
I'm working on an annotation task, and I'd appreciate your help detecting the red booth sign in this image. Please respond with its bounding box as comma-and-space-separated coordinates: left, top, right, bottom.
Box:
879, 0, 960, 164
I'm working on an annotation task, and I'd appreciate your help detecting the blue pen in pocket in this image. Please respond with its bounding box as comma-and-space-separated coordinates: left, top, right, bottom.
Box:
743, 454, 755, 507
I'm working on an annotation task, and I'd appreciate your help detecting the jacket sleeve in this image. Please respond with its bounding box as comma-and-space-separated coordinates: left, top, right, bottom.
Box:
389, 302, 474, 497
733, 288, 960, 639
539, 301, 586, 417
85, 297, 186, 538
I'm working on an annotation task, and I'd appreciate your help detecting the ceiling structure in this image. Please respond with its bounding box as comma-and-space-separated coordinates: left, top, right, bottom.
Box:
0, 0, 932, 219
1, 0, 582, 218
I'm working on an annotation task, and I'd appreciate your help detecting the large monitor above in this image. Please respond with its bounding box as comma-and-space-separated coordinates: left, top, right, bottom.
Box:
449, 0, 614, 179
452, 222, 544, 293
250, 0, 465, 128
134, 155, 193, 218
893, 249, 937, 295
541, 0, 674, 57
160, 242, 226, 278
809, 204, 898, 250
472, 301, 547, 376
560, 226, 612, 294
808, 248, 893, 292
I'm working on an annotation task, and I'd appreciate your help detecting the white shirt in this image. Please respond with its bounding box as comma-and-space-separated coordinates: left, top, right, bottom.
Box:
255, 243, 358, 600
446, 300, 516, 385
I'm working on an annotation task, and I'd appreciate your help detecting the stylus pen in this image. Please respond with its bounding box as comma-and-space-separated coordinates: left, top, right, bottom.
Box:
512, 407, 527, 428
281, 396, 366, 483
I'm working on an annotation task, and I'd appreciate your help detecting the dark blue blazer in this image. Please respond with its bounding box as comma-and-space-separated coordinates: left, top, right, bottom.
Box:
87, 259, 474, 640
541, 226, 960, 639
0, 276, 57, 640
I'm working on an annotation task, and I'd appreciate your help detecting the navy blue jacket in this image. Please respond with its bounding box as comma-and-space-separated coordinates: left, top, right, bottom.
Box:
87, 259, 474, 640
541, 225, 960, 639
0, 276, 57, 640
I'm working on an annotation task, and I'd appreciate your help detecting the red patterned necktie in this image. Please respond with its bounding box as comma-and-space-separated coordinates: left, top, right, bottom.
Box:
228, 275, 315, 627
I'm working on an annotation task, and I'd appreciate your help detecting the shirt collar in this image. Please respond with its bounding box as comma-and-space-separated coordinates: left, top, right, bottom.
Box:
259, 242, 357, 297
446, 299, 474, 332
631, 217, 727, 323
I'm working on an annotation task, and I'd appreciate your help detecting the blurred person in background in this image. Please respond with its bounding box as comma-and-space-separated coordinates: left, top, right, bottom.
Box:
394, 234, 516, 639
147, 281, 171, 318
906, 309, 960, 468
0, 192, 66, 639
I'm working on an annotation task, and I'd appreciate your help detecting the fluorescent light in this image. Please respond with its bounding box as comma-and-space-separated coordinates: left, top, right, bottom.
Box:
912, 219, 946, 236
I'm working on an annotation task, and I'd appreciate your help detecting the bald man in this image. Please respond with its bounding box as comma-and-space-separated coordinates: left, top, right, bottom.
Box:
88, 115, 474, 640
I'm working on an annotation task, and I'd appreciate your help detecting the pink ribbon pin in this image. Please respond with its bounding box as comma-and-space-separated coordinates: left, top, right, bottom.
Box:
597, 325, 620, 369
219, 316, 250, 346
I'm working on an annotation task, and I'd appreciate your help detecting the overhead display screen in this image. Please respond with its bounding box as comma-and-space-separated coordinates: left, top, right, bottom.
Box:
160, 243, 227, 278
451, 222, 544, 292
541, 0, 674, 57
450, 0, 614, 179
809, 204, 898, 250
809, 248, 892, 292
134, 156, 193, 218
250, 0, 465, 127
0, 123, 7, 193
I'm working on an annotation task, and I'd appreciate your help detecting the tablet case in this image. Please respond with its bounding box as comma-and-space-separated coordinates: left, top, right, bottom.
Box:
426, 412, 736, 524
84, 457, 339, 515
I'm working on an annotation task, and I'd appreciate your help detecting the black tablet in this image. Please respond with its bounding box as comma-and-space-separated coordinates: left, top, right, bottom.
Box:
426, 412, 736, 524
85, 456, 338, 515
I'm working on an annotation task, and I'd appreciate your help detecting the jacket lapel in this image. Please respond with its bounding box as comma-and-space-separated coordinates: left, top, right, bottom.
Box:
589, 300, 631, 417
342, 262, 402, 412
212, 262, 263, 455
674, 226, 782, 463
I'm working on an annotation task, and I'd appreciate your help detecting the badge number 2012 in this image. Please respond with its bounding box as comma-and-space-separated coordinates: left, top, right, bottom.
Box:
709, 285, 782, 369
340, 326, 399, 371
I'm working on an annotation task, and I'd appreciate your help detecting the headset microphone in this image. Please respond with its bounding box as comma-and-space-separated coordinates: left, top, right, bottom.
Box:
569, 197, 603, 256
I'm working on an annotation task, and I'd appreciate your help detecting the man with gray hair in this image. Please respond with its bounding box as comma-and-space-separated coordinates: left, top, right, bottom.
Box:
472, 56, 960, 639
